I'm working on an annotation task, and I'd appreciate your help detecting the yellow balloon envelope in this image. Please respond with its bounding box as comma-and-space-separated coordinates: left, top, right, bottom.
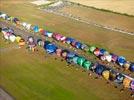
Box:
102, 70, 110, 80
124, 62, 130, 70
16, 36, 21, 43
19, 39, 25, 46
123, 77, 131, 88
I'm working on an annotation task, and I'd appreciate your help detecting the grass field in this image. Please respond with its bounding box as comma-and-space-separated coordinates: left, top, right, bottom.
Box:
68, 0, 134, 16
0, 33, 133, 100
0, 0, 134, 100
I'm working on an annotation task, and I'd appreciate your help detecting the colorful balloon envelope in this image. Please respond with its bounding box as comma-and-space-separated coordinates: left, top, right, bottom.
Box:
94, 48, 100, 56
45, 43, 57, 54
9, 34, 16, 42
83, 60, 92, 70
102, 70, 110, 80
77, 57, 86, 66
16, 36, 21, 43
123, 77, 131, 88
131, 80, 134, 91
117, 56, 126, 66
89, 46, 96, 53
56, 48, 62, 57
123, 61, 131, 70
72, 56, 79, 64
95, 64, 105, 75
129, 63, 134, 72
33, 25, 39, 32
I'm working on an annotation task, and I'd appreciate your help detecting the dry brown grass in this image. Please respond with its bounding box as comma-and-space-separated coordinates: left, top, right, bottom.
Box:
68, 0, 134, 16
60, 4, 134, 32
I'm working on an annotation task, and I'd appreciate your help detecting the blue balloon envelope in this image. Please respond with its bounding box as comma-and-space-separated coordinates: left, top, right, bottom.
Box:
73, 56, 79, 64
95, 64, 105, 75
99, 49, 106, 56
117, 56, 126, 66
75, 42, 82, 49
45, 43, 57, 54
65, 37, 75, 44
129, 63, 134, 72
67, 52, 76, 58
33, 25, 39, 32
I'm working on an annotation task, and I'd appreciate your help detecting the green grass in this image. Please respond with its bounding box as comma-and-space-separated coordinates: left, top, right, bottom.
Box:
0, 0, 134, 100
0, 41, 129, 100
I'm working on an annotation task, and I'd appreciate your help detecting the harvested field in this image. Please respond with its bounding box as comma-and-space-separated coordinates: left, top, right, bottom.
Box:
60, 4, 134, 32
68, 0, 134, 16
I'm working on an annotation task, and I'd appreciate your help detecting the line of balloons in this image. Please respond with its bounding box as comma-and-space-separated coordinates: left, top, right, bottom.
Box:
0, 11, 134, 72
1, 26, 134, 93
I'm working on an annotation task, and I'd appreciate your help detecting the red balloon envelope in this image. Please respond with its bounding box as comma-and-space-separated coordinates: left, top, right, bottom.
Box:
94, 48, 100, 56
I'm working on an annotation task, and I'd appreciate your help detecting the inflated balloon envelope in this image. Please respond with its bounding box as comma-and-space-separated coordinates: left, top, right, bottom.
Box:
9, 34, 16, 42
83, 60, 92, 70
33, 25, 39, 32
102, 70, 110, 80
77, 57, 86, 66
130, 80, 134, 91
89, 46, 96, 53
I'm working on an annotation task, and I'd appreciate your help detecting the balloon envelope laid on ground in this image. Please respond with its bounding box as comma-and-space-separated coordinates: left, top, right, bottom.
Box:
109, 70, 117, 81
83, 60, 92, 70
9, 34, 16, 42
75, 42, 82, 49
33, 25, 39, 32
67, 52, 76, 59
28, 36, 34, 43
61, 50, 69, 58
37, 39, 44, 47
56, 48, 62, 57
13, 18, 19, 24
117, 56, 126, 66
73, 56, 79, 64
99, 49, 106, 56
114, 73, 124, 84
95, 64, 105, 75
123, 61, 131, 70
94, 48, 100, 56
89, 46, 96, 53
129, 63, 134, 72
44, 31, 53, 37
123, 77, 131, 88
65, 37, 75, 44
102, 70, 110, 80
131, 80, 134, 91
19, 39, 25, 47
111, 54, 118, 62
44, 43, 57, 54
77, 57, 86, 66
16, 36, 21, 43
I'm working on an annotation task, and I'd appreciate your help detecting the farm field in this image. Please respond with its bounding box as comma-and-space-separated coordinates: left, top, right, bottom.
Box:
68, 0, 134, 16
0, 0, 134, 100
59, 4, 134, 32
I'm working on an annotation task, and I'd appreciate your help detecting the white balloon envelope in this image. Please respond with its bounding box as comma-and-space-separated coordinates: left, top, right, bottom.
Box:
9, 34, 16, 42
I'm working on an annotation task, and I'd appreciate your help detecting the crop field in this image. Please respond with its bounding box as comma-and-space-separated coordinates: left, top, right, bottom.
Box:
0, 0, 134, 100
59, 4, 134, 32
68, 0, 134, 16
